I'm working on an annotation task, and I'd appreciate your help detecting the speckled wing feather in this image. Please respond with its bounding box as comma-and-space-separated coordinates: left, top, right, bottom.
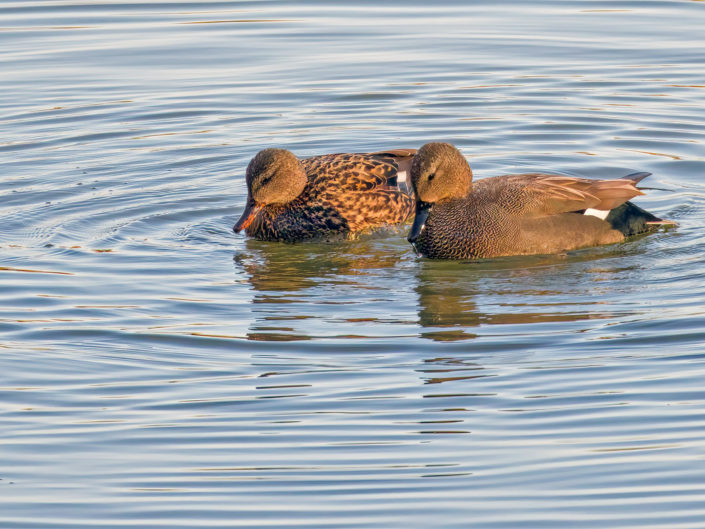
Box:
300, 152, 415, 231
497, 173, 646, 217
302, 153, 397, 192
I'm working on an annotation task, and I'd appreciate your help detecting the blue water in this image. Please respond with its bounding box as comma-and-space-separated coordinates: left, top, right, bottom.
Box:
2, 1, 705, 527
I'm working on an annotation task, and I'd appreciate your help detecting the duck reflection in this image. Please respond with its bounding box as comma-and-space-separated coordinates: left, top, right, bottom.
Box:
414, 250, 631, 342
233, 231, 411, 341
414, 259, 482, 342
235, 233, 634, 343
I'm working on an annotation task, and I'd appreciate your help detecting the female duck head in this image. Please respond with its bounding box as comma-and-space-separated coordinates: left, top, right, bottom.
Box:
408, 143, 473, 243
233, 148, 308, 233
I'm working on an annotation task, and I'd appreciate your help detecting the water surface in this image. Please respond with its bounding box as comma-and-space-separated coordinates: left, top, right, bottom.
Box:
2, 1, 705, 528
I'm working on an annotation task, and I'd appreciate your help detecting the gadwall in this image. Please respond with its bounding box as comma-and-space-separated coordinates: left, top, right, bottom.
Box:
234, 148, 415, 242
408, 142, 674, 259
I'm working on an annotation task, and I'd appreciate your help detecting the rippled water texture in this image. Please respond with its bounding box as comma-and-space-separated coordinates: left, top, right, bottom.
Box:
2, 1, 705, 528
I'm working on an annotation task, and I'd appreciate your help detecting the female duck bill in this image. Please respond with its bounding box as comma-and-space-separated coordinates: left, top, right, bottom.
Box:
233, 200, 263, 233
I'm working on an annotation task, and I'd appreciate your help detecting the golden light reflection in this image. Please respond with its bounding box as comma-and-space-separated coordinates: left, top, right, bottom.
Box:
0, 266, 73, 276
179, 19, 297, 25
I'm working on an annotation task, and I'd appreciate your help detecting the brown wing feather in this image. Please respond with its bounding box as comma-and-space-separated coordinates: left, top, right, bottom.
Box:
302, 153, 390, 192
369, 148, 417, 158
299, 151, 414, 231
515, 173, 645, 216
301, 150, 417, 192
582, 179, 646, 210
339, 188, 414, 232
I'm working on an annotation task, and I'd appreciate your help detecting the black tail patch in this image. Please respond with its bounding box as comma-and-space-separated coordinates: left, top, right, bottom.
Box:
623, 172, 652, 185
606, 201, 663, 237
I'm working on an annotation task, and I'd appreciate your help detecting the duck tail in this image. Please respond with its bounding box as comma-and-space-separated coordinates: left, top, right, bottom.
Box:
606, 201, 676, 236
624, 171, 652, 186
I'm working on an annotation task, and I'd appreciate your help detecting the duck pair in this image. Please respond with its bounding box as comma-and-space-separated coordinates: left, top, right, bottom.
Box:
233, 143, 673, 259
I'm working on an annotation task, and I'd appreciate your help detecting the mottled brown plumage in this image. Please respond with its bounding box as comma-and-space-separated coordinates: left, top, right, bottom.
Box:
408, 142, 672, 260
233, 148, 416, 242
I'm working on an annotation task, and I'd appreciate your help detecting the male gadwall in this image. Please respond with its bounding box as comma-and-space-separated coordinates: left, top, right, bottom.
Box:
234, 148, 415, 242
408, 142, 674, 259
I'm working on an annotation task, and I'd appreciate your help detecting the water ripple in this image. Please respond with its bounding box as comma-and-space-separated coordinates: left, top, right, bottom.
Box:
2, 1, 705, 528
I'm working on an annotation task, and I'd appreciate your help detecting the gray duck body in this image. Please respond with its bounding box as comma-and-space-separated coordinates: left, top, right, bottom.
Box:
408, 143, 672, 260
413, 174, 627, 260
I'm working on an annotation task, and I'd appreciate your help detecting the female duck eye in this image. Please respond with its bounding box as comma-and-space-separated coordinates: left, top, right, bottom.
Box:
427, 173, 436, 181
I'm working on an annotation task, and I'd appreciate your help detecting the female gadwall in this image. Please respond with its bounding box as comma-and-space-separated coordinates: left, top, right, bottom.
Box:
234, 148, 415, 242
408, 142, 674, 259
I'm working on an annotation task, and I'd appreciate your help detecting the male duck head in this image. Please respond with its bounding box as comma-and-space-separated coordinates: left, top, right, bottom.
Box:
408, 142, 473, 243
233, 148, 308, 233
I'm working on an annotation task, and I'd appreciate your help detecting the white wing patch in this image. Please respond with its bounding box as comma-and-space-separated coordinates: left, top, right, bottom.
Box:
396, 170, 407, 185
584, 208, 610, 220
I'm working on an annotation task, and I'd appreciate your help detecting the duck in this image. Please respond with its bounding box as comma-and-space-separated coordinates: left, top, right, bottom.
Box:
407, 142, 674, 260
233, 148, 416, 242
